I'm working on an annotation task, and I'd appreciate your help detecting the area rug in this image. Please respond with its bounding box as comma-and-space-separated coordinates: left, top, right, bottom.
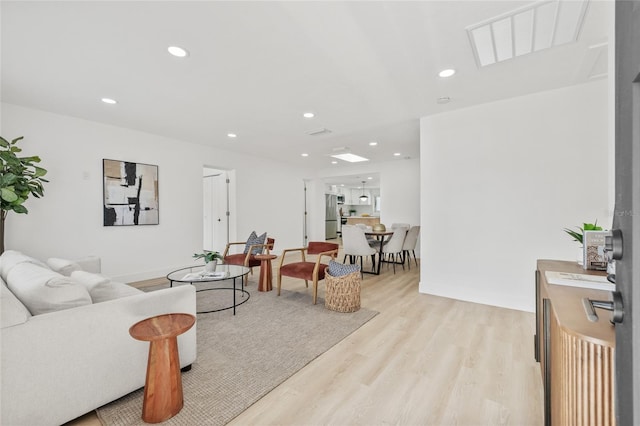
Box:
96, 285, 378, 425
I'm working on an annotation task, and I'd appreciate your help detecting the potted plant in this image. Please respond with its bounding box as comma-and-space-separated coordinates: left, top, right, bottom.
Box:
0, 136, 48, 254
193, 250, 223, 272
563, 221, 603, 265
563, 220, 603, 245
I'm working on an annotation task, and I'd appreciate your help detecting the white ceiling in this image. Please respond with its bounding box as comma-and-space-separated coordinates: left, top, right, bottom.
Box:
1, 1, 610, 177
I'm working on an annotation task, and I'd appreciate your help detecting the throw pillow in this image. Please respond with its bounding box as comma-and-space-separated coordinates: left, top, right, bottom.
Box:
6, 263, 92, 315
0, 250, 49, 281
328, 260, 360, 277
70, 270, 110, 291
244, 231, 267, 255
89, 281, 142, 304
46, 258, 82, 277
70, 271, 142, 303
243, 231, 258, 254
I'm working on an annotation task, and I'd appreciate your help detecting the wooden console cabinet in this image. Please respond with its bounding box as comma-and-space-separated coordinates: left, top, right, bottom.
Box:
535, 260, 615, 425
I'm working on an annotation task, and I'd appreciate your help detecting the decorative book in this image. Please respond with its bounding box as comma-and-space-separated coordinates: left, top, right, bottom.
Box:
583, 230, 608, 271
545, 271, 614, 292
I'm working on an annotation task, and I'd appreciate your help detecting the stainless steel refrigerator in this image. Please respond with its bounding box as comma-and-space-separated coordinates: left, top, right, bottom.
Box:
325, 194, 338, 239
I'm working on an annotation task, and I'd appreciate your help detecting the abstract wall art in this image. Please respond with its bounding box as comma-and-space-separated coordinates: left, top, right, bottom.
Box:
103, 159, 159, 226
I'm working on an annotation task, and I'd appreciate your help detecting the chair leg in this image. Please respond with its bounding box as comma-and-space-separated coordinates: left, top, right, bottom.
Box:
391, 254, 396, 274
277, 272, 282, 296
371, 254, 376, 272
404, 250, 410, 270
312, 278, 318, 304
413, 250, 418, 267
343, 254, 347, 263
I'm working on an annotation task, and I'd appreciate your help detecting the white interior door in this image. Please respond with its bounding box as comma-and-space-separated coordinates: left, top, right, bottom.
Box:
203, 168, 229, 253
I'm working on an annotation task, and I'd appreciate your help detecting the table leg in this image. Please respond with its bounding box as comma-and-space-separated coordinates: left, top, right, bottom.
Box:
141, 336, 184, 423
258, 259, 273, 291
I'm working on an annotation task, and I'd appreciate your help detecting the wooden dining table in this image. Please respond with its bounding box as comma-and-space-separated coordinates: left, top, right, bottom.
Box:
364, 230, 394, 275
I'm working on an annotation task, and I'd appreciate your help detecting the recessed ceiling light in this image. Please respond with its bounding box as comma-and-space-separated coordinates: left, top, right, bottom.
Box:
331, 161, 338, 164
369, 141, 378, 146
393, 153, 402, 156
101, 98, 117, 104
168, 46, 189, 58
301, 153, 309, 157
367, 176, 373, 180
438, 69, 456, 78
303, 112, 315, 118
330, 153, 369, 163
227, 133, 237, 138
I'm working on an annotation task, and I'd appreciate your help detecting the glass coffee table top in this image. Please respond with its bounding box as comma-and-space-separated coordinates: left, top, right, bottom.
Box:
167, 264, 251, 315
167, 264, 250, 283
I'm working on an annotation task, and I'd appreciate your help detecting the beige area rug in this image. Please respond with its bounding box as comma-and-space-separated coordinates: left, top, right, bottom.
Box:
96, 283, 378, 425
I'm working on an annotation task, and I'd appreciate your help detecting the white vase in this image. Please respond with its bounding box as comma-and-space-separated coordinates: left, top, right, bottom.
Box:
205, 260, 218, 272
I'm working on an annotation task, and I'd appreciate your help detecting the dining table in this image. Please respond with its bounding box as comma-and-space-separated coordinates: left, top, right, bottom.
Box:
364, 230, 394, 275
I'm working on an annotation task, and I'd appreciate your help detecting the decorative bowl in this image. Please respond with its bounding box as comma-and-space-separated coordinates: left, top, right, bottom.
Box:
372, 223, 386, 232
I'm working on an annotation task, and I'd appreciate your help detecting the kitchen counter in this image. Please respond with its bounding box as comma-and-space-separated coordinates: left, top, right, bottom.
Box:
345, 217, 380, 226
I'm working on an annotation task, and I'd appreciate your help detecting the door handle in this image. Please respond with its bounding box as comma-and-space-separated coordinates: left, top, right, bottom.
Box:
582, 291, 624, 324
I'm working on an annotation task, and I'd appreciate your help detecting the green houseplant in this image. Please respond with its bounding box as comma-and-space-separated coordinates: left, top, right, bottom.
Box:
0, 136, 48, 254
193, 250, 223, 272
192, 251, 223, 263
563, 221, 603, 245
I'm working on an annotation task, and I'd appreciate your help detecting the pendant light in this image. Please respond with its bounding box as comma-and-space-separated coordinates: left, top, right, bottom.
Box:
359, 181, 368, 202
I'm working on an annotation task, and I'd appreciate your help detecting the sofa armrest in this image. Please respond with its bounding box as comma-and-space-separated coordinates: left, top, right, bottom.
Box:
1, 284, 196, 426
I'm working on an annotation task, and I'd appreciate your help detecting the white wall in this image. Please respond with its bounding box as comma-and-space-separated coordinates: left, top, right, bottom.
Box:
420, 79, 610, 312
1, 103, 307, 282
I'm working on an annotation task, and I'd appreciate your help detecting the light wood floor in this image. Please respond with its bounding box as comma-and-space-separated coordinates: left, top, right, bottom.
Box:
67, 254, 543, 426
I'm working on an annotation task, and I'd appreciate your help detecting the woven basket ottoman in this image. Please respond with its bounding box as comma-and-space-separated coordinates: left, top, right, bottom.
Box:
324, 269, 361, 313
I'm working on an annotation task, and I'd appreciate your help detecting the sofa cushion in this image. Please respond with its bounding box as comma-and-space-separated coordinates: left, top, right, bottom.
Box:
6, 263, 92, 315
1, 279, 31, 328
0, 250, 49, 281
70, 271, 142, 303
46, 258, 82, 276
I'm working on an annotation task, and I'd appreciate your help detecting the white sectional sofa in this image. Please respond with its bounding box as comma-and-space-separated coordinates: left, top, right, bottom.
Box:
0, 251, 197, 426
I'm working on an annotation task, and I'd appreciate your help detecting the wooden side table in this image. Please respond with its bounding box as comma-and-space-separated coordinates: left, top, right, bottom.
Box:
129, 313, 196, 423
254, 254, 277, 292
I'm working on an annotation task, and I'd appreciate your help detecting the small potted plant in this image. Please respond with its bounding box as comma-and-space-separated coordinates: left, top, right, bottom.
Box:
193, 251, 223, 272
563, 221, 603, 265
563, 221, 603, 244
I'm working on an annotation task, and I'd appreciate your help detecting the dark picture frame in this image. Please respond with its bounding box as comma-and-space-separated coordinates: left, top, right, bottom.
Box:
102, 159, 159, 226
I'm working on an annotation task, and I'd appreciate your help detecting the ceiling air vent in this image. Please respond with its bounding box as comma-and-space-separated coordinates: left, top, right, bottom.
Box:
306, 128, 332, 136
466, 0, 589, 67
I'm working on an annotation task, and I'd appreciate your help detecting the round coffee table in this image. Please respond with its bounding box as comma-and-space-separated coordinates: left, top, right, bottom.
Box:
167, 264, 251, 315
129, 313, 196, 423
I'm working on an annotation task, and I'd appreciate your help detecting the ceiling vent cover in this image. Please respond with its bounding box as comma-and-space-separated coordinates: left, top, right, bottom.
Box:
466, 0, 589, 67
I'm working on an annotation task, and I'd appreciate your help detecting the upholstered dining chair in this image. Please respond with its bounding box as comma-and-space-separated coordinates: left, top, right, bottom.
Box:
401, 225, 420, 269
341, 225, 377, 276
223, 234, 275, 285
277, 241, 339, 304
381, 227, 408, 274
391, 223, 410, 230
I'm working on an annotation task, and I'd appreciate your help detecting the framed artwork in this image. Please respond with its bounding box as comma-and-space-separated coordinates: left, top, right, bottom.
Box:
103, 159, 159, 226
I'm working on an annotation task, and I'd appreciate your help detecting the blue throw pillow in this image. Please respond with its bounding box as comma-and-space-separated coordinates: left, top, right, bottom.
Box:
244, 231, 267, 255
328, 260, 360, 277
